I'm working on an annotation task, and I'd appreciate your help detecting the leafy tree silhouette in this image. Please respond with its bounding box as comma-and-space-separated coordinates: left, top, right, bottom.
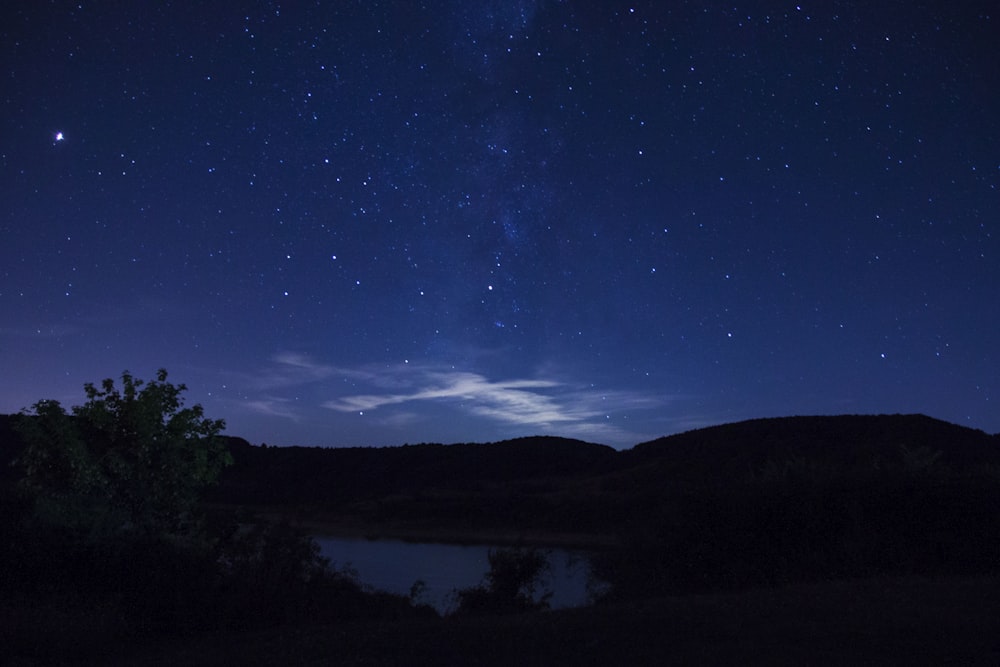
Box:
15, 369, 231, 540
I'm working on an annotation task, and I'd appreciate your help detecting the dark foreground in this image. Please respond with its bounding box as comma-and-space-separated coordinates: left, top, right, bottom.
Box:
8, 574, 997, 666
4, 413, 999, 664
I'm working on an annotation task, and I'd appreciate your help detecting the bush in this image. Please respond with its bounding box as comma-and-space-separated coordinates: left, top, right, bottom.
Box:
453, 547, 552, 615
14, 369, 231, 541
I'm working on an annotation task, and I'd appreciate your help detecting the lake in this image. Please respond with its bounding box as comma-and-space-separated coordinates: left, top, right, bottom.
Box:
315, 536, 602, 613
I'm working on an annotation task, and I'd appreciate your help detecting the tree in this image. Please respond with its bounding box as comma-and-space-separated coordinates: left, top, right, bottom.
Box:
15, 369, 232, 540
453, 547, 552, 615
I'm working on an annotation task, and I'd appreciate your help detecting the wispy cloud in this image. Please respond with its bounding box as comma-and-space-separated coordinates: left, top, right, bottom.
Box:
325, 372, 563, 420
248, 352, 379, 391
219, 352, 685, 446
322, 365, 669, 444
243, 397, 301, 421
258, 352, 338, 386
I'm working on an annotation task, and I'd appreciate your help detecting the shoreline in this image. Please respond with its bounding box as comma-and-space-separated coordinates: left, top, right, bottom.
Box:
222, 506, 618, 549
305, 521, 619, 550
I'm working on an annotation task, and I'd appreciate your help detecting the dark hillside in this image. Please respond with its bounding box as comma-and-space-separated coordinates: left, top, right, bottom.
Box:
594, 415, 1000, 597
6, 412, 999, 542
212, 435, 616, 509
208, 414, 1000, 545
614, 414, 1000, 488
5, 411, 1000, 597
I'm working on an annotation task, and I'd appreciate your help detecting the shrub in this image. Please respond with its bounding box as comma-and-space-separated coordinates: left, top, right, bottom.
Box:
453, 547, 552, 615
14, 369, 231, 541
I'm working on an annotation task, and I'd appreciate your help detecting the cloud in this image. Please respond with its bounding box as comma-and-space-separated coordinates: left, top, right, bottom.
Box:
242, 397, 300, 421
266, 352, 338, 383
326, 372, 560, 416
322, 365, 668, 444
247, 352, 377, 392
221, 352, 686, 447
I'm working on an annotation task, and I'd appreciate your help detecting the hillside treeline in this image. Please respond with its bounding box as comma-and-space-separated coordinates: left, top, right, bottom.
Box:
4, 412, 1000, 598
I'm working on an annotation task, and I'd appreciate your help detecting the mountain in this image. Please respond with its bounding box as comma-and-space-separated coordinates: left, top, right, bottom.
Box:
630, 414, 997, 464
612, 413, 1000, 486
4, 412, 999, 537
212, 435, 617, 508
5, 411, 999, 603
202, 414, 1000, 539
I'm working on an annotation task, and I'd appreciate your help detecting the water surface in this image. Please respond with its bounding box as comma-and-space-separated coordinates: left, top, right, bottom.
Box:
315, 536, 599, 613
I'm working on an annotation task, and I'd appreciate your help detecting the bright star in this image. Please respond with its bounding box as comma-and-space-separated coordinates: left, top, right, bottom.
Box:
53, 131, 65, 143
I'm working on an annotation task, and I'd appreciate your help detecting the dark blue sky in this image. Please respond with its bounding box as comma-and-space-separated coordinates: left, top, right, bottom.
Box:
2, 2, 997, 448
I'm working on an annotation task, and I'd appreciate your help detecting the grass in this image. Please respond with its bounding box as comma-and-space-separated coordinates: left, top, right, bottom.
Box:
45, 573, 993, 666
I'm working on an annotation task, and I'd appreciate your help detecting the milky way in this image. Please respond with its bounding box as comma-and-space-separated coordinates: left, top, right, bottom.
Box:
2, 2, 997, 447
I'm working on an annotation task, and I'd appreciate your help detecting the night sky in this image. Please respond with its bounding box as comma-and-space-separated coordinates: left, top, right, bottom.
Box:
2, 2, 997, 448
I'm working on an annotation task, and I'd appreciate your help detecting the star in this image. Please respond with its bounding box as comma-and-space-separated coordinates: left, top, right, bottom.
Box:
1, 3, 997, 447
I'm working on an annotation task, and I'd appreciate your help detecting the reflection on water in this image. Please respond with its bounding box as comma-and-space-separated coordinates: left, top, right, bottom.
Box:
315, 536, 599, 613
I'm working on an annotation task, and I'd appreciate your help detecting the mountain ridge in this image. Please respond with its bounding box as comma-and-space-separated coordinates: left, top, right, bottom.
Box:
3, 411, 999, 548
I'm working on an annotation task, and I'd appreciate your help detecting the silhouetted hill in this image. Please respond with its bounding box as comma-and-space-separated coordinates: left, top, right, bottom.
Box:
5, 412, 999, 536
201, 413, 1000, 541
612, 414, 1000, 488
631, 414, 997, 464
591, 415, 1000, 597
5, 411, 999, 661
213, 435, 616, 508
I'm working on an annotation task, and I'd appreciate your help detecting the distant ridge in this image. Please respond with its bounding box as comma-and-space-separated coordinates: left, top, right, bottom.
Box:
214, 434, 618, 507
615, 413, 1000, 484
3, 412, 1000, 546
4, 412, 998, 510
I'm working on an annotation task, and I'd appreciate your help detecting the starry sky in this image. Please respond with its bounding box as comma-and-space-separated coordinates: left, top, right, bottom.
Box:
2, 2, 997, 448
